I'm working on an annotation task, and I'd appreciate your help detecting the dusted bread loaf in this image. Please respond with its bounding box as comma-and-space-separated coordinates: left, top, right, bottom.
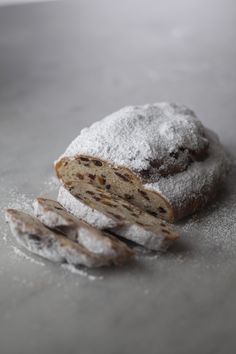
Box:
56, 103, 228, 222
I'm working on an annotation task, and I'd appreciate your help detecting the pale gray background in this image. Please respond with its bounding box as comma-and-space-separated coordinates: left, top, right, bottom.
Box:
0, 1, 236, 354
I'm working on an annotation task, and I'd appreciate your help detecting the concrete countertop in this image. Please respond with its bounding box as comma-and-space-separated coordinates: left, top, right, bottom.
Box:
0, 1, 236, 353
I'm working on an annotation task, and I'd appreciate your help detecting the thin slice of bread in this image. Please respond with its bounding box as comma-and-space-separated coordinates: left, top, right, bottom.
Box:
58, 186, 172, 251
5, 209, 133, 267
55, 155, 174, 222
33, 197, 134, 261
58, 181, 180, 241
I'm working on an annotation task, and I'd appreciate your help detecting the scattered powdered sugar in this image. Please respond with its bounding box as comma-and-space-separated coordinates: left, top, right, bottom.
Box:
158, 157, 235, 265
1, 229, 8, 243
180, 163, 236, 255
60, 102, 208, 172
42, 175, 60, 194
61, 263, 104, 281
11, 246, 45, 267
3, 188, 33, 213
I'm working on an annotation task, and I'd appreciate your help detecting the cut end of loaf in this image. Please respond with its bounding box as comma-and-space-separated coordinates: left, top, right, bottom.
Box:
55, 155, 176, 223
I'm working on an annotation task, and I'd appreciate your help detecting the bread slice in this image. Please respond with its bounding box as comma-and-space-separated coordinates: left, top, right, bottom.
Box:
58, 186, 172, 251
56, 181, 180, 241
5, 209, 132, 267
56, 155, 174, 221
33, 197, 134, 261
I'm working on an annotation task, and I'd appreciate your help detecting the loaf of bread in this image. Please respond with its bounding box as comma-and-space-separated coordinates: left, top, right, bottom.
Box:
5, 209, 133, 267
55, 103, 228, 223
33, 197, 134, 260
58, 186, 173, 251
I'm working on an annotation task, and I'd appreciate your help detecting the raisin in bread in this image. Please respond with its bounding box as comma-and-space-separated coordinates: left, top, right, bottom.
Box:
57, 186, 172, 251
55, 103, 228, 222
33, 197, 134, 261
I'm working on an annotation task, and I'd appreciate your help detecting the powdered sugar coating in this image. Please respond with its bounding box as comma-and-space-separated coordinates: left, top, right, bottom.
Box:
145, 129, 228, 211
61, 102, 208, 173
110, 224, 170, 252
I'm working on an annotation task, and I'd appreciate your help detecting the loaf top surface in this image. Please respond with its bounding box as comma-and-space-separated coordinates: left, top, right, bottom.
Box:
60, 102, 209, 174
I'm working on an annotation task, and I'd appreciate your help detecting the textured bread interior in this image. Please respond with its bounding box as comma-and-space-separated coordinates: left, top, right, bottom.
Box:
56, 155, 175, 222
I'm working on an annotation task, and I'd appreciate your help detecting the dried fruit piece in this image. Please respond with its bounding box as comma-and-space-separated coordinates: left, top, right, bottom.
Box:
88, 174, 96, 180
114, 172, 130, 182
92, 159, 103, 166
76, 173, 84, 180
98, 176, 106, 185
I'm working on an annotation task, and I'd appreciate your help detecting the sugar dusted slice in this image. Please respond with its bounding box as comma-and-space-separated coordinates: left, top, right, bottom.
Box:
33, 197, 134, 261
55, 155, 174, 222
5, 209, 132, 267
58, 186, 173, 251
57, 181, 180, 241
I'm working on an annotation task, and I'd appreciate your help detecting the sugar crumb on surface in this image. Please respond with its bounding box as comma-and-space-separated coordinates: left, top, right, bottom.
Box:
11, 246, 45, 267
61, 263, 104, 281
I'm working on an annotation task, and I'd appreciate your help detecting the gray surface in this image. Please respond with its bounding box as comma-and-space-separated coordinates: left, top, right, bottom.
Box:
0, 1, 236, 353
